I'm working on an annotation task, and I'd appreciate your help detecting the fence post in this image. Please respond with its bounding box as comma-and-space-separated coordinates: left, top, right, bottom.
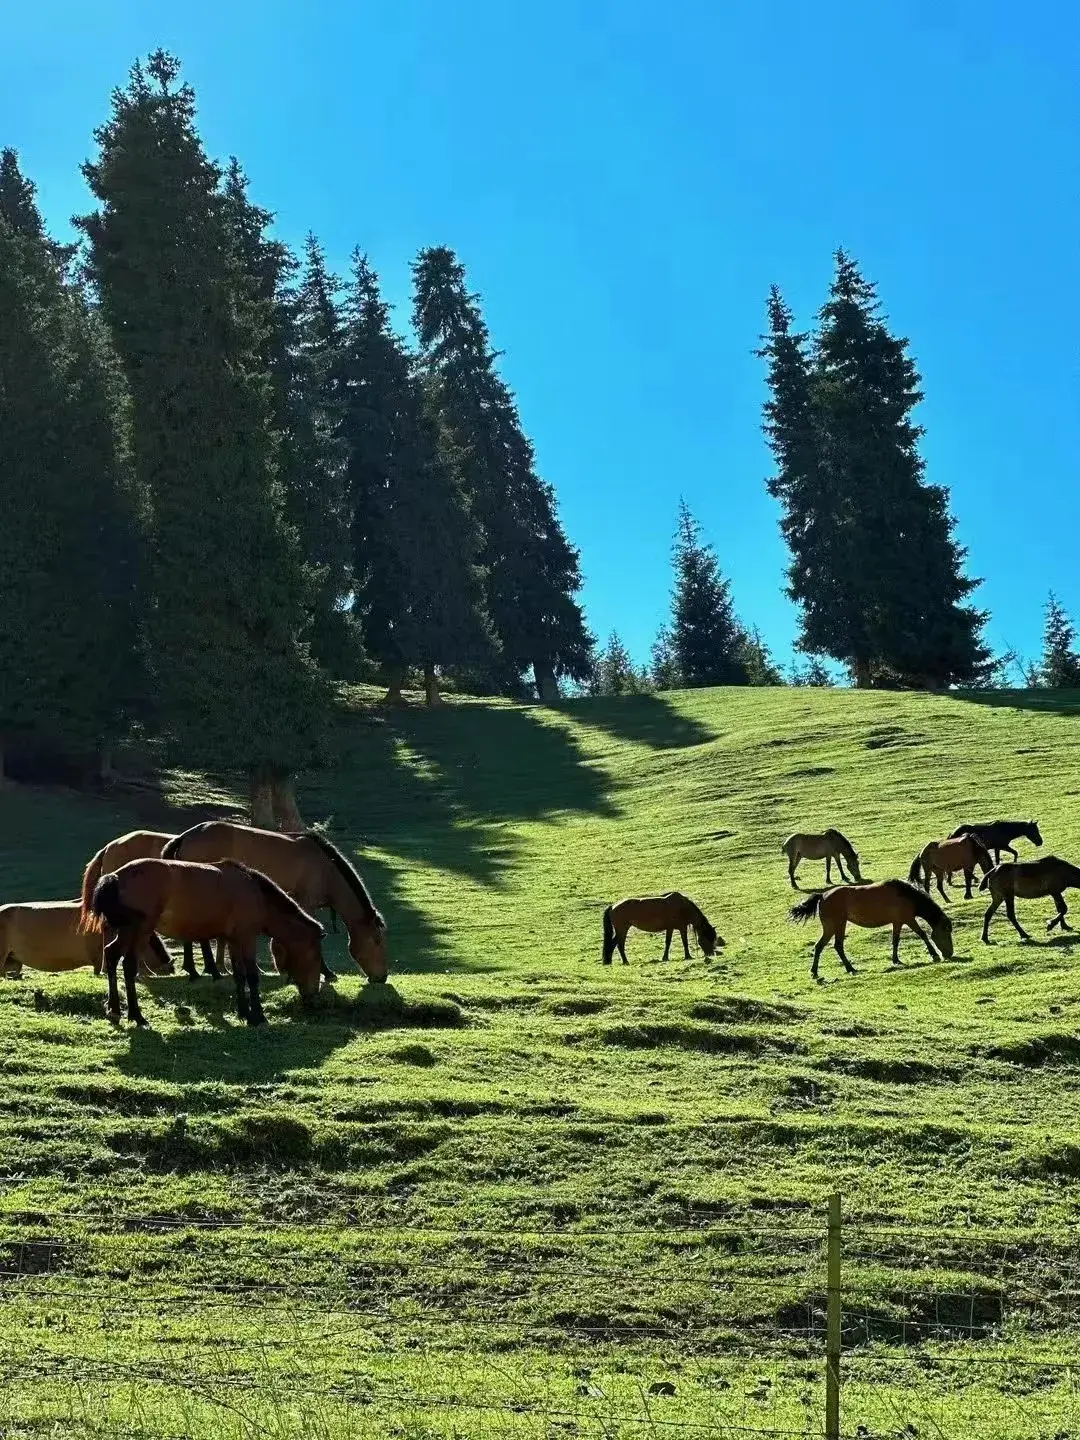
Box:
825, 1191, 842, 1440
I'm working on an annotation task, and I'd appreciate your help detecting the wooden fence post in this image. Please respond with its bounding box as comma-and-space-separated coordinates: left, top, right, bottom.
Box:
826, 1191, 842, 1440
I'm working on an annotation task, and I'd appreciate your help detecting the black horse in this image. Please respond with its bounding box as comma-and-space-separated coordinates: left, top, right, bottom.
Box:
949, 820, 1042, 865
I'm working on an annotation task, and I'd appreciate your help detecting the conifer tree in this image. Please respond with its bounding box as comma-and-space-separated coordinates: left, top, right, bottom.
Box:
590, 633, 647, 697
669, 501, 749, 687
739, 628, 785, 686
650, 626, 682, 690
1039, 594, 1080, 688
0, 150, 142, 781
411, 246, 591, 700
342, 253, 490, 705
79, 51, 327, 824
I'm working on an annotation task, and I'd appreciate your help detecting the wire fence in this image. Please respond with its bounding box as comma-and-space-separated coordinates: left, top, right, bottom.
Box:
1, 1198, 1079, 1439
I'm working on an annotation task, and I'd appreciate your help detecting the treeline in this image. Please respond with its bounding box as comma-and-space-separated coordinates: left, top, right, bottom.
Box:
0, 52, 590, 819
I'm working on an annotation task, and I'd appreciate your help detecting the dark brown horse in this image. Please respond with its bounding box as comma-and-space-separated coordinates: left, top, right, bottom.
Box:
162, 822, 388, 984
949, 820, 1042, 865
81, 859, 325, 1027
791, 880, 954, 980
908, 834, 994, 900
602, 894, 723, 965
980, 856, 1080, 942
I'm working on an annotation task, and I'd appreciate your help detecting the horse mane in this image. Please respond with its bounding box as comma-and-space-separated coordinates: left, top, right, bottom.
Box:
216, 859, 323, 933
886, 878, 949, 928
161, 821, 215, 860
304, 832, 383, 926
824, 828, 857, 857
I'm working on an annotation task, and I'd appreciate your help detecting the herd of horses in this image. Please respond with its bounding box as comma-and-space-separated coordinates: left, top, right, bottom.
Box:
604, 819, 1080, 981
0, 822, 388, 1026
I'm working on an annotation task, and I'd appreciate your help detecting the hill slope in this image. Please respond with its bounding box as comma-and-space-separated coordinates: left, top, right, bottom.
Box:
2, 685, 1080, 1438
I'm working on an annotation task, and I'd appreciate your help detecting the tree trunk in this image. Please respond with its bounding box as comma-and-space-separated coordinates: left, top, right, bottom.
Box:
383, 666, 407, 706
533, 661, 560, 705
423, 664, 442, 707
271, 773, 304, 832
98, 750, 115, 784
852, 658, 873, 690
250, 769, 275, 829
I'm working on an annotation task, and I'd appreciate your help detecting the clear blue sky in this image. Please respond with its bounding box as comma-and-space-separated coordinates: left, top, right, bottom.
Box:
5, 0, 1078, 677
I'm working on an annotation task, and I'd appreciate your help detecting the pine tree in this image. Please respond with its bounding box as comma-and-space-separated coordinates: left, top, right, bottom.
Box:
669, 501, 749, 687
411, 246, 591, 701
650, 626, 682, 690
739, 628, 785, 686
78, 51, 327, 824
790, 657, 835, 687
762, 257, 989, 687
590, 633, 647, 697
0, 150, 143, 781
342, 253, 491, 705
1039, 594, 1080, 688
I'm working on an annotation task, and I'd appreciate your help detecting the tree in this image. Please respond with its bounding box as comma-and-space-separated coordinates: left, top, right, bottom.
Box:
79, 51, 327, 825
589, 633, 649, 697
789, 657, 835, 687
650, 626, 682, 690
762, 256, 989, 688
412, 246, 592, 701
1039, 594, 1080, 688
0, 150, 143, 782
342, 252, 491, 705
739, 628, 785, 686
669, 501, 749, 687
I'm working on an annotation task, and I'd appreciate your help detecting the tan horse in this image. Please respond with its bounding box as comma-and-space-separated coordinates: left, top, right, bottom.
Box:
161, 823, 388, 983
602, 893, 723, 965
0, 901, 170, 979
82, 830, 220, 979
908, 834, 994, 900
782, 830, 862, 889
980, 856, 1080, 942
790, 880, 954, 979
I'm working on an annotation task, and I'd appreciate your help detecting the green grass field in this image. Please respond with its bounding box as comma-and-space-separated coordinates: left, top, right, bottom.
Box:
2, 684, 1080, 1438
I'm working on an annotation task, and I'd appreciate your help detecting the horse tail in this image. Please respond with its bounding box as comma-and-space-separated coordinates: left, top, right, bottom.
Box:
79, 848, 106, 930
907, 855, 923, 886
83, 874, 120, 935
789, 893, 823, 923
602, 905, 616, 963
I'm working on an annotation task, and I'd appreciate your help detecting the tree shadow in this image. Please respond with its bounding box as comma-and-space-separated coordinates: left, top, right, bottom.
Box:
558, 692, 717, 750
953, 688, 1080, 717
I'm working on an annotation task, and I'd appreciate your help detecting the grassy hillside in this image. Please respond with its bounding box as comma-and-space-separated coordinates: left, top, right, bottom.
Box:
2, 685, 1080, 1438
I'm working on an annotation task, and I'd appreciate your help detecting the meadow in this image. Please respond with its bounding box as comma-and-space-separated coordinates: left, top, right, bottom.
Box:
2, 684, 1080, 1438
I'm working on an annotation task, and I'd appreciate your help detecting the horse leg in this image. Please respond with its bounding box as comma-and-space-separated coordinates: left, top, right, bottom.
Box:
201, 941, 221, 980
833, 923, 855, 975
811, 932, 829, 981
661, 929, 672, 962
104, 937, 124, 1021
825, 856, 832, 885
182, 942, 199, 983
1048, 893, 1071, 932
1003, 844, 1019, 861
616, 931, 629, 966
982, 897, 1001, 944
244, 948, 266, 1027
836, 858, 850, 883
935, 868, 949, 901
788, 855, 799, 890
1005, 895, 1030, 941
890, 922, 902, 966
321, 958, 338, 984
681, 926, 692, 960
121, 945, 147, 1027
910, 922, 939, 962
963, 868, 975, 900
217, 938, 228, 974
229, 943, 250, 1023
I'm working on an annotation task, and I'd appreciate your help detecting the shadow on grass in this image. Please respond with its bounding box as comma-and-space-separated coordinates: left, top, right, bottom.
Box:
559, 692, 717, 751
953, 688, 1080, 717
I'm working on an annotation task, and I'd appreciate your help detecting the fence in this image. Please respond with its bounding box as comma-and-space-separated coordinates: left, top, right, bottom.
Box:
1, 1198, 1078, 1438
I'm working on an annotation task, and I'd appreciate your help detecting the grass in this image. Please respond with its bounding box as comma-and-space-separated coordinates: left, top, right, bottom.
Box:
2, 684, 1080, 1437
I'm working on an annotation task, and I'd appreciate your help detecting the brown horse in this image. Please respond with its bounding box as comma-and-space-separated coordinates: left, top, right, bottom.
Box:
161, 823, 388, 983
782, 830, 862, 889
0, 901, 170, 979
980, 856, 1080, 942
81, 831, 220, 980
602, 894, 723, 965
949, 819, 1043, 865
81, 858, 326, 1027
790, 880, 954, 980
908, 834, 994, 900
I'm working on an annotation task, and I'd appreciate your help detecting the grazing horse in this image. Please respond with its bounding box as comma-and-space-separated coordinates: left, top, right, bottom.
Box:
949, 820, 1042, 865
81, 831, 220, 980
602, 893, 723, 965
161, 823, 388, 984
908, 834, 994, 900
0, 901, 170, 979
980, 856, 1080, 942
782, 830, 862, 890
790, 880, 954, 980
81, 858, 326, 1027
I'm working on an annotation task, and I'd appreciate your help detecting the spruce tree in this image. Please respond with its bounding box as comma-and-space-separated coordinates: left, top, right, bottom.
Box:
79, 51, 327, 823
650, 626, 682, 690
342, 252, 490, 705
590, 633, 646, 697
669, 501, 749, 687
411, 246, 591, 701
1039, 594, 1080, 688
0, 150, 142, 781
739, 628, 785, 686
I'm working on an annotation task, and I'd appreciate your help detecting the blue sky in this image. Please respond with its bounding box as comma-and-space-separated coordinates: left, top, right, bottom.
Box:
4, 0, 1078, 677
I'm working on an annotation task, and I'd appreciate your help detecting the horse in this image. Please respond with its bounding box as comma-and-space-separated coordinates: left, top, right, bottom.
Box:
908, 834, 994, 900
948, 820, 1042, 865
81, 830, 220, 980
602, 894, 723, 965
790, 880, 954, 980
80, 858, 327, 1027
781, 830, 862, 890
980, 856, 1080, 942
161, 822, 387, 984
0, 901, 170, 979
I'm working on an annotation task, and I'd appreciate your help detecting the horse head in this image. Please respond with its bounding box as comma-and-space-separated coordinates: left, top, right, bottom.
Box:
972, 838, 995, 874
932, 915, 955, 960
349, 912, 389, 983
1028, 821, 1044, 846
695, 919, 724, 957
270, 931, 323, 1000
